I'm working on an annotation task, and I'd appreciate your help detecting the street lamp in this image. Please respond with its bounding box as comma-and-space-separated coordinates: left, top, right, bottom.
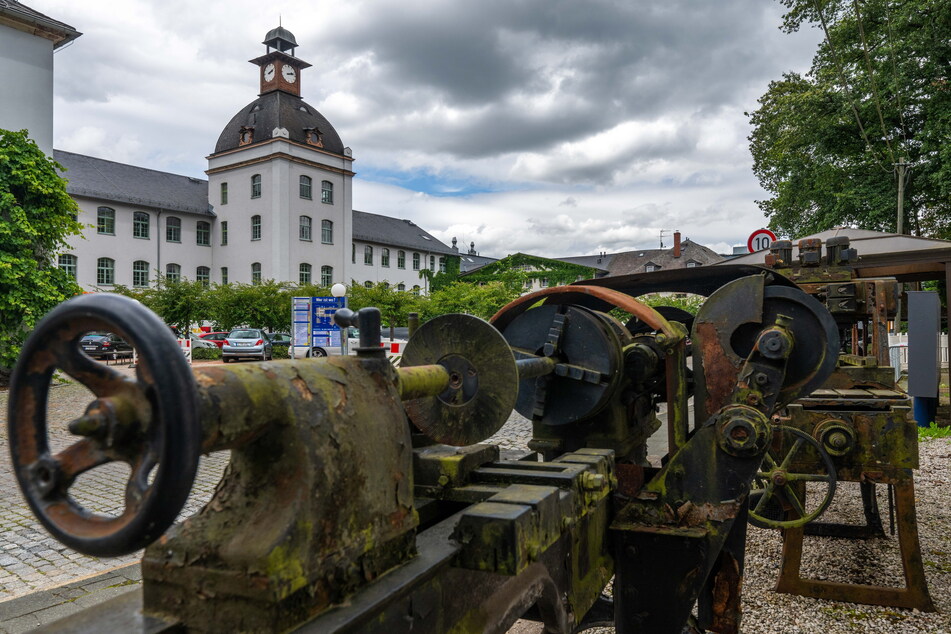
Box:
331, 283, 347, 355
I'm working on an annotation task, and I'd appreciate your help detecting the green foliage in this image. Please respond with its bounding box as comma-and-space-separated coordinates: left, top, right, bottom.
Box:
208, 279, 294, 332
420, 281, 521, 322
192, 346, 222, 361
638, 293, 705, 315
0, 129, 83, 373
749, 0, 951, 239
272, 345, 290, 359
348, 281, 422, 337
918, 421, 951, 442
461, 253, 595, 287
429, 254, 462, 292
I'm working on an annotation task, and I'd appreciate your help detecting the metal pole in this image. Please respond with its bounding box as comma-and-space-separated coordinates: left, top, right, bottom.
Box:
893, 158, 909, 335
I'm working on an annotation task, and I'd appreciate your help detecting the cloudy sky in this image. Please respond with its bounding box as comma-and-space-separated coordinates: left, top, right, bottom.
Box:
40, 0, 821, 258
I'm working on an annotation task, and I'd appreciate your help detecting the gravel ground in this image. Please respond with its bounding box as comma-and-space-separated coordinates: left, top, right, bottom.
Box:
3, 365, 951, 632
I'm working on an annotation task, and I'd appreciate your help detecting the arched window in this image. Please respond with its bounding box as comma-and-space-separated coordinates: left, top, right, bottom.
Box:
321, 220, 333, 244
429, 255, 435, 271
133, 212, 149, 239
412, 253, 420, 271
221, 267, 229, 285
300, 175, 312, 199
97, 257, 115, 285
58, 254, 77, 278
364, 280, 373, 289
196, 221, 210, 246
397, 250, 406, 269
251, 215, 261, 240
133, 260, 149, 287
381, 248, 390, 267
196, 266, 210, 286
412, 285, 420, 296
299, 216, 312, 241
364, 245, 373, 265
321, 180, 333, 204
251, 174, 262, 198
320, 265, 333, 287
251, 262, 262, 284
165, 263, 181, 281
97, 207, 115, 235
397, 283, 406, 291
166, 216, 181, 242
439, 257, 446, 273
300, 263, 312, 284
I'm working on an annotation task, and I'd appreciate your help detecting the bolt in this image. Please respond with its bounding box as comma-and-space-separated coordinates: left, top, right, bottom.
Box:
746, 393, 761, 406
754, 372, 769, 386
828, 431, 848, 449
655, 334, 667, 345
437, 475, 450, 487
581, 472, 605, 491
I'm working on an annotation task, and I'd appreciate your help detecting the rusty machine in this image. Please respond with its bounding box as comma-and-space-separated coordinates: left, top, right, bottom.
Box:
8, 270, 841, 632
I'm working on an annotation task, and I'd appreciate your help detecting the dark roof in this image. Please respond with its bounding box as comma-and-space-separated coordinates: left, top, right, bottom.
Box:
263, 26, 297, 49
458, 253, 498, 272
212, 91, 344, 156
352, 210, 455, 254
52, 150, 212, 216
0, 1, 81, 47
559, 240, 723, 277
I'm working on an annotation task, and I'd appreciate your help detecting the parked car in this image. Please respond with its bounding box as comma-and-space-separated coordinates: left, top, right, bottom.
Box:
267, 332, 292, 349
79, 333, 133, 360
199, 331, 230, 348
190, 333, 218, 349
222, 328, 273, 362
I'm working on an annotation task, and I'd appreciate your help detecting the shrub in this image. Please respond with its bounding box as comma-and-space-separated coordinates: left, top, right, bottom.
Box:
272, 346, 290, 359
192, 347, 222, 361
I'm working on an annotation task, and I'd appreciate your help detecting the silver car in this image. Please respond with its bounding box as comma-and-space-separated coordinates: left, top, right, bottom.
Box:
222, 328, 273, 362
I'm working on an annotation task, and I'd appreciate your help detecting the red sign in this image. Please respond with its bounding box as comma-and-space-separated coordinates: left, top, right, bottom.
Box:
747, 228, 778, 253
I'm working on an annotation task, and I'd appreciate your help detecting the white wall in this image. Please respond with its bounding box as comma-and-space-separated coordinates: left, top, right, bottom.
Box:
0, 26, 55, 154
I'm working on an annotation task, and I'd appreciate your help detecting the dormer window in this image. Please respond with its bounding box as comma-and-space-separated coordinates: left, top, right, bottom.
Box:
305, 128, 324, 148
239, 126, 254, 146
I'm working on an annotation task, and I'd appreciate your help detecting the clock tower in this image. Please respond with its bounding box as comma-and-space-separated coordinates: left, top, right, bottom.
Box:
250, 26, 312, 97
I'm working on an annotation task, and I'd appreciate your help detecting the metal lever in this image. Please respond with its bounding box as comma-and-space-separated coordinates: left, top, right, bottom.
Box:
334, 307, 382, 354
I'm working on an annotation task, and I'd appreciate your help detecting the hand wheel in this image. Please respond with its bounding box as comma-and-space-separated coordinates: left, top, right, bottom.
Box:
7, 294, 201, 556
748, 425, 837, 530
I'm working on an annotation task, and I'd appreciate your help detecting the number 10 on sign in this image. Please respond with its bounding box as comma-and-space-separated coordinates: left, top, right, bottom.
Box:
747, 228, 777, 253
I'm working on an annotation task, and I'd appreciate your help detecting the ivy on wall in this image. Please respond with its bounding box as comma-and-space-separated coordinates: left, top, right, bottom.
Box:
460, 253, 596, 287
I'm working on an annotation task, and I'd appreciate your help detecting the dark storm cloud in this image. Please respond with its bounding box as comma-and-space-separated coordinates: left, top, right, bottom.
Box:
317, 0, 806, 171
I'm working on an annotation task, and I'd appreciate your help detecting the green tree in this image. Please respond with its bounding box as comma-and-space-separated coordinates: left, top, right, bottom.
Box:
347, 282, 421, 337
749, 0, 951, 238
0, 129, 83, 377
421, 281, 521, 322
207, 280, 294, 332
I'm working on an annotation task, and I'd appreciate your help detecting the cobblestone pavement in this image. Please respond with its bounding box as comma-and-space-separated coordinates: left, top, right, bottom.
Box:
0, 364, 231, 603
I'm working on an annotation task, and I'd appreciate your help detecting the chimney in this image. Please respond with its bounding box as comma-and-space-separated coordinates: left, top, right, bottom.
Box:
673, 231, 682, 258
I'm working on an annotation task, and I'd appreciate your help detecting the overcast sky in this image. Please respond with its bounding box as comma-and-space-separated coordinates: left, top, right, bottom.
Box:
40, 0, 821, 258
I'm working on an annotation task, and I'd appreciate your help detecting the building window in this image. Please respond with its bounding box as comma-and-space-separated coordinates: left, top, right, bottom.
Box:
364, 245, 373, 265
166, 263, 181, 282
196, 221, 211, 246
300, 175, 312, 199
221, 221, 228, 246
352, 244, 356, 263
645, 264, 657, 273
251, 174, 261, 198
398, 250, 406, 269
251, 262, 261, 284
300, 263, 312, 284
686, 261, 699, 268
97, 207, 115, 235
321, 180, 333, 204
320, 265, 333, 287
439, 257, 446, 273
321, 220, 333, 244
166, 216, 181, 243
412, 285, 420, 296
364, 280, 373, 289
133, 260, 149, 287
133, 212, 149, 239
196, 266, 210, 286
58, 254, 77, 278
251, 215, 261, 241
220, 182, 228, 205
381, 248, 390, 267
397, 283, 405, 291
96, 257, 115, 285
412, 253, 420, 271
221, 267, 229, 285
429, 255, 435, 272
299, 216, 312, 241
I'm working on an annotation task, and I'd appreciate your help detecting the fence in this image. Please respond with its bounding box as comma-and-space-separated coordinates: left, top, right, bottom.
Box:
887, 334, 949, 371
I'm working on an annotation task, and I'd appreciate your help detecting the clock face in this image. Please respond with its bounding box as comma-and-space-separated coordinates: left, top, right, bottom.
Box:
263, 63, 275, 82
281, 64, 297, 83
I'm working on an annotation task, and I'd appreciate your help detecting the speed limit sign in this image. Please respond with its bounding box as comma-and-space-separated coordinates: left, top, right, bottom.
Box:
747, 228, 777, 253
